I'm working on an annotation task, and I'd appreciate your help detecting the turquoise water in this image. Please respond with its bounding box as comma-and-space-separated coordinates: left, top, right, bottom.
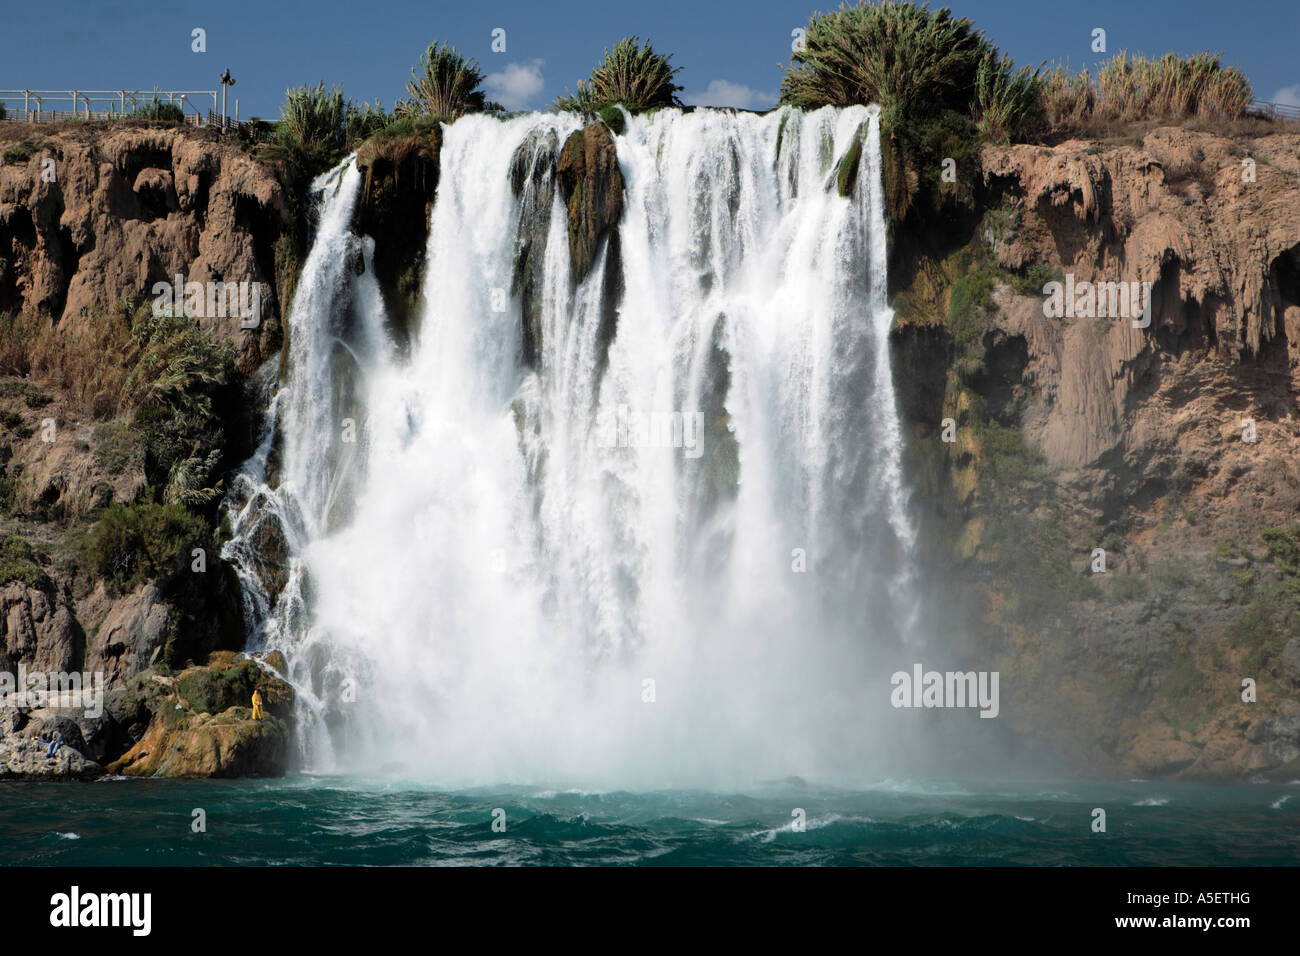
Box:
6, 777, 1299, 866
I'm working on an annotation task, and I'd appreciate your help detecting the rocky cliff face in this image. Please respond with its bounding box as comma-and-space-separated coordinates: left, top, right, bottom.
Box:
895, 125, 1300, 780
1, 123, 292, 370
354, 130, 441, 344
981, 128, 1298, 473
0, 122, 295, 778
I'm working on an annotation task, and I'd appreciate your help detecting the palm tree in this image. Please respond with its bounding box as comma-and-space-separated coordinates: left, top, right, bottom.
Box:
557, 37, 683, 113
780, 1, 989, 120
397, 42, 487, 120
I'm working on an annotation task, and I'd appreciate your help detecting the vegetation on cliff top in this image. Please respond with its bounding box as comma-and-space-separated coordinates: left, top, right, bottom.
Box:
1042, 51, 1252, 133
780, 1, 1255, 226
396, 42, 491, 120
263, 82, 388, 177
556, 37, 684, 120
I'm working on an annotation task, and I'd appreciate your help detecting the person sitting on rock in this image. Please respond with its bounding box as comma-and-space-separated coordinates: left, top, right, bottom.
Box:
251, 688, 264, 720
46, 730, 62, 758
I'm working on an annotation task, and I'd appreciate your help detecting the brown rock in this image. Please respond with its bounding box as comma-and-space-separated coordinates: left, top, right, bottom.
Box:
1, 581, 81, 674
556, 122, 624, 284
85, 582, 172, 683
108, 708, 288, 778
982, 128, 1300, 476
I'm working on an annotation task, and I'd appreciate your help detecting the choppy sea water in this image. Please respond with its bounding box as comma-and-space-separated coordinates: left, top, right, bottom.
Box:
4, 777, 1298, 866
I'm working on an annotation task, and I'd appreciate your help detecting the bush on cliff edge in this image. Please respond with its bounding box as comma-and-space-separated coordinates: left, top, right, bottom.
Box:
556, 37, 684, 117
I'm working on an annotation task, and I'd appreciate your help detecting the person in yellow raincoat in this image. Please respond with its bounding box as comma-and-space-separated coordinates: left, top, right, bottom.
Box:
251, 688, 264, 720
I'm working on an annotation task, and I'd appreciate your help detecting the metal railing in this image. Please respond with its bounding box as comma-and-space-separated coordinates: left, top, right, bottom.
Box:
0, 89, 220, 123
1248, 99, 1300, 122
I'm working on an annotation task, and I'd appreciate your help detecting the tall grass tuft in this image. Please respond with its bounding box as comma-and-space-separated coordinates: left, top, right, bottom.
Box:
266, 83, 393, 178
1044, 50, 1251, 131
1041, 64, 1094, 130
973, 51, 1045, 144
278, 82, 347, 154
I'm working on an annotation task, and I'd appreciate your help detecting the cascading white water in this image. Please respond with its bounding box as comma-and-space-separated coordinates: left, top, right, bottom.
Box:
224, 105, 918, 789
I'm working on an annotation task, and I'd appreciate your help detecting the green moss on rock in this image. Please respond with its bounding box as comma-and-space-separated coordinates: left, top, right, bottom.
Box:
835, 124, 865, 196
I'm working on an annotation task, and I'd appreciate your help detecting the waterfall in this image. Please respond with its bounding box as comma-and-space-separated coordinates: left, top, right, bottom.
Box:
223, 105, 917, 788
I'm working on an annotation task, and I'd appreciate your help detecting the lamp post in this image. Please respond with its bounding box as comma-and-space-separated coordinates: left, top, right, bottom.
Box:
220, 69, 236, 130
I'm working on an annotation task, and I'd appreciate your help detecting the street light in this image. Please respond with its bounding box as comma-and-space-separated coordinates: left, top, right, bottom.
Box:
220, 69, 236, 129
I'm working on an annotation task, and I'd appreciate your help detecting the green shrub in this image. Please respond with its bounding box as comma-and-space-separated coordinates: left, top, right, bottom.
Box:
1154, 560, 1192, 590
780, 1, 990, 119
946, 255, 998, 352
1111, 573, 1148, 601
371, 113, 444, 141
1262, 526, 1300, 576
121, 312, 235, 498
0, 534, 52, 592
1010, 264, 1064, 296
981, 205, 1020, 243
344, 100, 390, 143
972, 417, 1042, 484
0, 464, 19, 514
1213, 538, 1241, 560
949, 269, 995, 320
2, 142, 35, 164
80, 501, 209, 596
597, 104, 627, 134
1235, 587, 1292, 676
277, 83, 346, 153
0, 380, 53, 408
268, 83, 389, 177
176, 662, 258, 715
973, 50, 1045, 143
131, 98, 185, 122
557, 37, 683, 114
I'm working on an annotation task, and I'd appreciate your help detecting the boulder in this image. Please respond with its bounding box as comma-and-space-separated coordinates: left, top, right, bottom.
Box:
108, 709, 289, 778
103, 655, 295, 777
0, 731, 103, 780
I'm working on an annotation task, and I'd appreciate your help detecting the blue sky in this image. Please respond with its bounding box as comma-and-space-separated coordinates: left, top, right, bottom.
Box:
2, 0, 1297, 118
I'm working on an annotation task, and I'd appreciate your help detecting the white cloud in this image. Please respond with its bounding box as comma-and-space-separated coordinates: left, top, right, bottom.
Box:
1272, 84, 1300, 108
689, 80, 778, 111
485, 60, 545, 110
